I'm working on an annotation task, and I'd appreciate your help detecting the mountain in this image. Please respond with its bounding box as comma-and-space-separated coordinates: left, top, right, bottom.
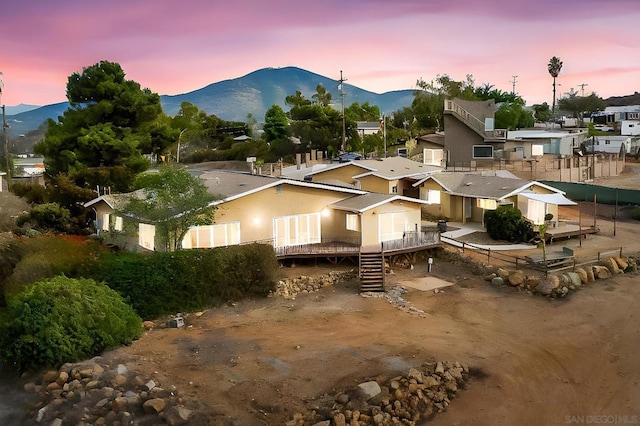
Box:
5, 67, 415, 139
5, 104, 41, 115
160, 66, 415, 121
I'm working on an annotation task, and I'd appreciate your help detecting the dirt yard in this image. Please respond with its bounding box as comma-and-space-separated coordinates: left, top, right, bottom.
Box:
92, 216, 640, 425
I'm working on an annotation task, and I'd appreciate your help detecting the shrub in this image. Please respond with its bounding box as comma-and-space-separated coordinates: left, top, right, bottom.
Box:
0, 234, 25, 307
484, 205, 534, 243
89, 243, 278, 319
10, 182, 50, 205
0, 276, 142, 372
630, 207, 640, 221
17, 202, 71, 233
0, 191, 30, 232
3, 235, 105, 300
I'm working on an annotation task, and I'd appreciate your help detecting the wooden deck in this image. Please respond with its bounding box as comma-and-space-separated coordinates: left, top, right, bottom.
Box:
546, 224, 599, 241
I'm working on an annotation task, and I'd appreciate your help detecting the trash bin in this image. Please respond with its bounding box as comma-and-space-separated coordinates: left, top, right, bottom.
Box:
437, 220, 447, 233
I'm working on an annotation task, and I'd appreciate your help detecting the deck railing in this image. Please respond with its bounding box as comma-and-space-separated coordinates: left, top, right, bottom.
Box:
381, 230, 440, 252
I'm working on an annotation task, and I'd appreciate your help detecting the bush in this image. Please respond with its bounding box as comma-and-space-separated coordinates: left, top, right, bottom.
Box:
484, 205, 534, 243
0, 191, 30, 232
10, 182, 50, 205
630, 207, 640, 221
3, 235, 105, 301
0, 234, 25, 307
17, 202, 71, 233
89, 243, 278, 319
0, 276, 142, 372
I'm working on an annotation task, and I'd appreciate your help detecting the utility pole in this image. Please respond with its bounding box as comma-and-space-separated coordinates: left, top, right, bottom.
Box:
1, 72, 10, 189
511, 75, 518, 95
338, 70, 347, 152
578, 83, 588, 97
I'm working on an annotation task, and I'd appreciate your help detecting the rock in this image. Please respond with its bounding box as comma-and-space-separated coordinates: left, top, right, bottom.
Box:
614, 257, 628, 270
145, 379, 156, 391
165, 406, 192, 426
357, 381, 382, 400
602, 257, 620, 274
491, 276, 504, 286
43, 370, 59, 384
333, 413, 346, 426
593, 266, 611, 279
484, 273, 497, 282
422, 376, 439, 388
112, 374, 127, 387
112, 396, 128, 413
566, 272, 581, 287
575, 267, 588, 284
116, 364, 128, 375
526, 275, 541, 289
142, 321, 155, 330
55, 371, 69, 386
507, 270, 525, 286
407, 368, 423, 383
435, 362, 445, 375
586, 268, 595, 282
142, 398, 166, 414
336, 393, 350, 405
536, 275, 560, 296
497, 268, 510, 279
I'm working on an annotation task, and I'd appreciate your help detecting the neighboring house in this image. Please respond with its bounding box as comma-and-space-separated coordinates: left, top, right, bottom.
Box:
85, 170, 435, 254
621, 120, 640, 136
281, 156, 442, 198
592, 105, 640, 124
504, 129, 588, 158
442, 98, 507, 165
356, 121, 382, 137
415, 133, 445, 166
413, 171, 575, 227
585, 135, 632, 155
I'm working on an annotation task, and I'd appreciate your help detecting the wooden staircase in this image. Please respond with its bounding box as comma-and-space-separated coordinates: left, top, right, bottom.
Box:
359, 245, 385, 292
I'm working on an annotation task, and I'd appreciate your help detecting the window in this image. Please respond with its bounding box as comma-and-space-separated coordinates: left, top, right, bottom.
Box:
391, 185, 398, 193
101, 213, 110, 231
628, 112, 639, 119
139, 223, 155, 251
114, 216, 123, 231
183, 222, 241, 249
346, 214, 360, 231
273, 213, 321, 247
425, 189, 441, 204
378, 212, 410, 242
473, 145, 493, 159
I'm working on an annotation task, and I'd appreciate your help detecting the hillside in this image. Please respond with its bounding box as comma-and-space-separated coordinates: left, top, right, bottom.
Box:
5, 67, 415, 140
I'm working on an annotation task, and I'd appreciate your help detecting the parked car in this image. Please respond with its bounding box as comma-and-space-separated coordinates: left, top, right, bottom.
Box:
336, 152, 362, 162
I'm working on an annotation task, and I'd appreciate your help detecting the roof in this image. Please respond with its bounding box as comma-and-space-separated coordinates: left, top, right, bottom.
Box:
507, 130, 586, 140
197, 170, 366, 206
416, 133, 445, 147
329, 193, 429, 213
84, 189, 146, 209
604, 105, 640, 113
519, 192, 576, 206
413, 172, 536, 200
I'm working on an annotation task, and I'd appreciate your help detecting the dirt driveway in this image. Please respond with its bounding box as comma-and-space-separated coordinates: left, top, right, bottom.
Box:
101, 234, 640, 425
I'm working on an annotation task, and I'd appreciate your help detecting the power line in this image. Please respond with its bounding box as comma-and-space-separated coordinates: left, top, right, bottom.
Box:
511, 75, 518, 94
578, 83, 589, 97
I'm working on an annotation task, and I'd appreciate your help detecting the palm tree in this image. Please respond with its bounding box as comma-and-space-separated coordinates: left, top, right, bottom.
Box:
547, 56, 563, 120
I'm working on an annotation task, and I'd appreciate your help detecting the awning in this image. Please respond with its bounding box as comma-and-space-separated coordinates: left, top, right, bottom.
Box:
519, 192, 577, 206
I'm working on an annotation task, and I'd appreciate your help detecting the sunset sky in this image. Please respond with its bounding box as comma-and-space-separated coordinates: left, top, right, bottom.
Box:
1, 0, 639, 109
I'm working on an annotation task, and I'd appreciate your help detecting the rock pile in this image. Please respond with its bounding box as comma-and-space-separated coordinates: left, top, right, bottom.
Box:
487, 255, 638, 298
286, 360, 470, 426
23, 357, 202, 425
271, 270, 358, 300
361, 285, 426, 316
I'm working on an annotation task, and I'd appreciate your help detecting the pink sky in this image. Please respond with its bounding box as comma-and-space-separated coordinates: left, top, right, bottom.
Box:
1, 0, 639, 109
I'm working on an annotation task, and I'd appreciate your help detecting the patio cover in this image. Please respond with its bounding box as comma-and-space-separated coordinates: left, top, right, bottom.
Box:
519, 192, 577, 205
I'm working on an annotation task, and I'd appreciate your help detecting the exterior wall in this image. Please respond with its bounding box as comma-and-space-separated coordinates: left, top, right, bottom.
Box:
214, 184, 353, 243
359, 200, 422, 246
443, 114, 487, 164
311, 164, 365, 186
357, 175, 393, 194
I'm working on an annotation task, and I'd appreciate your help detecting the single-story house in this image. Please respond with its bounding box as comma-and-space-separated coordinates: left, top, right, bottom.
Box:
413, 171, 576, 227
84, 170, 433, 253
585, 135, 632, 155
502, 129, 588, 158
281, 156, 442, 198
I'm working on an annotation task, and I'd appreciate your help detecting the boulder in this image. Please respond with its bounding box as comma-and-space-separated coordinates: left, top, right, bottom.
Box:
357, 381, 382, 400
491, 276, 504, 286
142, 398, 166, 414
575, 267, 588, 284
586, 268, 595, 282
507, 270, 525, 286
593, 266, 611, 279
566, 272, 581, 287
526, 275, 541, 289
602, 257, 620, 274
614, 257, 628, 271
497, 268, 510, 280
536, 275, 560, 296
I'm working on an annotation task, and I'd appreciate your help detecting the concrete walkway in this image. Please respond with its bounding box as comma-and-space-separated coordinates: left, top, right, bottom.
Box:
439, 221, 537, 251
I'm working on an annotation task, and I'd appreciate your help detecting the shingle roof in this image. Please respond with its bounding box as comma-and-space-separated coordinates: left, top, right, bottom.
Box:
329, 193, 427, 213
423, 172, 530, 199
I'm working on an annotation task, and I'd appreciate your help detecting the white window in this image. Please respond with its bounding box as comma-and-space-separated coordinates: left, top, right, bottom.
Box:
391, 185, 398, 194
114, 216, 123, 231
101, 213, 110, 231
526, 199, 546, 225
628, 112, 639, 119
473, 145, 493, 159
182, 222, 241, 249
346, 214, 360, 231
477, 199, 497, 210
139, 223, 156, 251
378, 212, 410, 242
425, 189, 441, 204
273, 213, 321, 247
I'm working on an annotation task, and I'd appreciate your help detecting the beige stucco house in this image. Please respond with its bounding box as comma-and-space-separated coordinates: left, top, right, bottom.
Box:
413, 171, 576, 226
85, 170, 433, 254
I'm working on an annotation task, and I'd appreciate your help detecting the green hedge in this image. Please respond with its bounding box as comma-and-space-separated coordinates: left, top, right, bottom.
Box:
0, 276, 142, 372
88, 243, 278, 319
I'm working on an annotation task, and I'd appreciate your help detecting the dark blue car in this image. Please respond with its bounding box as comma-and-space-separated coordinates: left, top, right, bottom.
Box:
337, 152, 362, 162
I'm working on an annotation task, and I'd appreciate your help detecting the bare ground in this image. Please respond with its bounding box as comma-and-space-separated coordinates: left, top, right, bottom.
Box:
94, 220, 640, 425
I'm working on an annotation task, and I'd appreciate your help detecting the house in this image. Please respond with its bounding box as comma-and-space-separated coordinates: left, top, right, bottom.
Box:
592, 105, 640, 125
84, 170, 437, 256
621, 120, 640, 136
281, 156, 442, 198
503, 129, 588, 158
356, 121, 382, 137
414, 133, 445, 166
585, 135, 632, 155
413, 171, 576, 227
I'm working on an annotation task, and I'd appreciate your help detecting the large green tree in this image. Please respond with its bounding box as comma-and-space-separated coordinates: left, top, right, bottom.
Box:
120, 165, 216, 252
286, 91, 343, 155
558, 93, 606, 124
